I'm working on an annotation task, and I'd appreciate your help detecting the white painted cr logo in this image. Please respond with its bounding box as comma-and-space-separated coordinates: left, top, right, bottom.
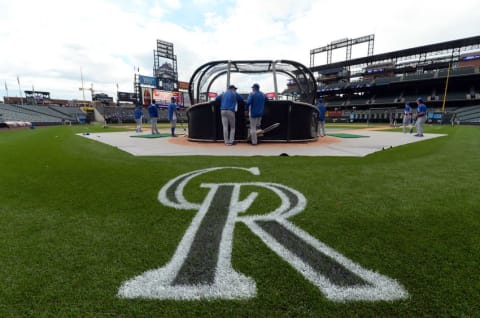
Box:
118, 167, 408, 302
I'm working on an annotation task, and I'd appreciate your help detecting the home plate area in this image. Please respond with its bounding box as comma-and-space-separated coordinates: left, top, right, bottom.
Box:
79, 128, 446, 157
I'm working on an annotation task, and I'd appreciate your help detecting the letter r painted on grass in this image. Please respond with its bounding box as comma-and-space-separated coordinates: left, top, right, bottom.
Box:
118, 167, 408, 302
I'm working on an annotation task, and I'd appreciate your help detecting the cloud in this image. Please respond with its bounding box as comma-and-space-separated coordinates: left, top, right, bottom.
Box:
1, 0, 480, 101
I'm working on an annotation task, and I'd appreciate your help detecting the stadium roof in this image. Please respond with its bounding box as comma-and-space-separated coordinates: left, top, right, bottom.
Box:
310, 35, 480, 73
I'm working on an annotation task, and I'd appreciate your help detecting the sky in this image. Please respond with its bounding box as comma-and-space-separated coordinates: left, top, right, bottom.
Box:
1, 0, 480, 101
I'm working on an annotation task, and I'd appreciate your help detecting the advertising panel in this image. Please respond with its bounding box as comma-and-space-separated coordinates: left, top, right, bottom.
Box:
153, 89, 184, 107
117, 92, 137, 102
178, 81, 189, 91
139, 75, 157, 87
142, 87, 153, 106
172, 91, 184, 107
158, 78, 176, 91
265, 92, 276, 99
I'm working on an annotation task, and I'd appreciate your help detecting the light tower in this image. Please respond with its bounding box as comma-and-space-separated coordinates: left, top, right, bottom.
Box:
79, 68, 95, 106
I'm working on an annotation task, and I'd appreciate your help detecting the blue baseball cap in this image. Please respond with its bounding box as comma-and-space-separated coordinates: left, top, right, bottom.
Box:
416, 97, 423, 102
252, 83, 260, 89
228, 84, 237, 90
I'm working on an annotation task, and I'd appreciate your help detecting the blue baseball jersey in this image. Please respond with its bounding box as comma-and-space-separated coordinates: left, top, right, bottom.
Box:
216, 90, 243, 111
246, 91, 267, 118
134, 107, 143, 119
168, 102, 177, 121
317, 102, 326, 121
417, 103, 427, 115
148, 103, 158, 118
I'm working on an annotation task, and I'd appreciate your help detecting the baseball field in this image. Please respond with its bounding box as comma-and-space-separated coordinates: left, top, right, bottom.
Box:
0, 123, 478, 317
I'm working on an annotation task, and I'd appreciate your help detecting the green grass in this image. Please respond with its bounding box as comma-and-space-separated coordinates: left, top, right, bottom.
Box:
0, 124, 479, 317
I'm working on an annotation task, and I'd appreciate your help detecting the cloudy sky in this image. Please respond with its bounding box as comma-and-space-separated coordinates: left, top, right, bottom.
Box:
1, 0, 480, 101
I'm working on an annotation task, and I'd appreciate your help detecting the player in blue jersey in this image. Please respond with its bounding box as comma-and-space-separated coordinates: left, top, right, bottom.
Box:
168, 97, 178, 137
134, 104, 143, 133
414, 98, 427, 137
245, 83, 268, 145
402, 102, 412, 133
148, 101, 159, 135
317, 98, 327, 137
216, 84, 244, 145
